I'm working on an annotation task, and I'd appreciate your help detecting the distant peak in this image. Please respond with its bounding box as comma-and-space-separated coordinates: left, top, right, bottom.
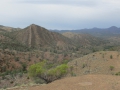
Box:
109, 26, 118, 29
28, 24, 41, 29
30, 24, 37, 27
92, 27, 99, 29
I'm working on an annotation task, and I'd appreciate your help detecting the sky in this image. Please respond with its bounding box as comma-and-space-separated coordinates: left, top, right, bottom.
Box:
0, 0, 120, 30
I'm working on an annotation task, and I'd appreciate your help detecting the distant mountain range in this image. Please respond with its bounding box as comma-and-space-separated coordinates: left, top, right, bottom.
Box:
51, 26, 120, 38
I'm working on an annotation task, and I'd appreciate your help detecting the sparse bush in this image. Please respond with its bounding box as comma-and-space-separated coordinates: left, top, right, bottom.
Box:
28, 60, 68, 83
102, 54, 104, 58
92, 48, 96, 52
11, 64, 15, 69
62, 60, 69, 64
10, 81, 14, 84
27, 76, 29, 79
70, 72, 76, 77
36, 54, 39, 58
82, 64, 87, 68
117, 54, 119, 57
19, 73, 23, 78
64, 53, 68, 57
1, 66, 6, 72
28, 56, 31, 61
115, 72, 120, 75
69, 65, 73, 72
110, 55, 113, 59
4, 70, 11, 75
15, 57, 19, 61
110, 66, 114, 71
21, 63, 27, 72
74, 61, 78, 66
3, 86, 7, 89
54, 50, 57, 53
2, 74, 6, 80
33, 77, 46, 84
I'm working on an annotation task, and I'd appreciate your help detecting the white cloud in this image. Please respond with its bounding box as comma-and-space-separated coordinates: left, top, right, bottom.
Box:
0, 0, 120, 29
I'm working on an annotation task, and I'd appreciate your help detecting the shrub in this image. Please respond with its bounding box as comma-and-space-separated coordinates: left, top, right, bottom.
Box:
28, 57, 31, 61
21, 63, 27, 72
2, 74, 6, 80
110, 55, 113, 59
82, 64, 87, 68
69, 65, 73, 72
28, 60, 68, 83
70, 72, 76, 77
102, 54, 104, 58
15, 57, 19, 61
110, 66, 114, 71
33, 77, 45, 84
115, 72, 120, 75
10, 81, 14, 84
36, 54, 39, 58
18, 72, 23, 78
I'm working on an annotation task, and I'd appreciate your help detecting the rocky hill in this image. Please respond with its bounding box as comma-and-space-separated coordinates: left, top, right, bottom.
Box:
9, 24, 75, 50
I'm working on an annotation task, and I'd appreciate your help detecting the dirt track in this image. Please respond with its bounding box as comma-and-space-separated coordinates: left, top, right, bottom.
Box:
9, 75, 120, 90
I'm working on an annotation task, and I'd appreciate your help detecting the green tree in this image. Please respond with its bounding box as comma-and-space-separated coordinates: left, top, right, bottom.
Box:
28, 60, 68, 83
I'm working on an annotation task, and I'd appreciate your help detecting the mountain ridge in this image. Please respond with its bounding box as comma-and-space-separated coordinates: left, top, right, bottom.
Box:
51, 26, 120, 37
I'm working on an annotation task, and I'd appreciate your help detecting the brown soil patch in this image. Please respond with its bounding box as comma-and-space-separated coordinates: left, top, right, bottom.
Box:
8, 75, 120, 90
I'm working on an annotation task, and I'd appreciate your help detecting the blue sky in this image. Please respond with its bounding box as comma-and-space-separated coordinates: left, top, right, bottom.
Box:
0, 0, 120, 29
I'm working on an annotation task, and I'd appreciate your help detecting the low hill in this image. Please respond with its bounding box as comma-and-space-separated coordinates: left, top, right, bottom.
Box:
0, 28, 7, 33
68, 51, 120, 75
62, 32, 106, 47
0, 25, 21, 32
